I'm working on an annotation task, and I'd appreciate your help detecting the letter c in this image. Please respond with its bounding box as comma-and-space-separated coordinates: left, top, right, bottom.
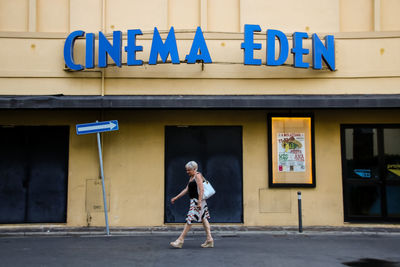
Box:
64, 30, 85, 71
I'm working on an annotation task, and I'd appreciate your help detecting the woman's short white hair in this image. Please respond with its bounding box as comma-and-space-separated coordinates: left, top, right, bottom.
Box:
185, 161, 198, 170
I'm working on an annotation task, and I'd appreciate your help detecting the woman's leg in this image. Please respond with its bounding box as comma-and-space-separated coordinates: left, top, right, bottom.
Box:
178, 223, 192, 241
202, 218, 213, 241
171, 223, 191, 248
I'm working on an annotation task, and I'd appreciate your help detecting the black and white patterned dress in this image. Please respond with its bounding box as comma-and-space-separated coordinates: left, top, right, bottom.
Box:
186, 178, 210, 224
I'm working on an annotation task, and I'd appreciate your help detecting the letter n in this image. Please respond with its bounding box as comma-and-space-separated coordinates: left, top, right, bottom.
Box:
312, 34, 335, 71
98, 31, 122, 68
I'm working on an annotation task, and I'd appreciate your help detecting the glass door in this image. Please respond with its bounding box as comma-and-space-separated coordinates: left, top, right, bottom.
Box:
383, 128, 400, 219
341, 125, 400, 222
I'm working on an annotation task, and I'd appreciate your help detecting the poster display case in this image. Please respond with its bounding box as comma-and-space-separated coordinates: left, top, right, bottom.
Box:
268, 114, 316, 187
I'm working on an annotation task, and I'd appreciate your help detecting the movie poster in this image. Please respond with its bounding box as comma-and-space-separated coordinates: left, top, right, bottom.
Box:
277, 133, 306, 172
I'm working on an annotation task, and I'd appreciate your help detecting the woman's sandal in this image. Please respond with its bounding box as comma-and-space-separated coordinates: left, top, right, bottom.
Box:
170, 239, 184, 248
201, 239, 214, 248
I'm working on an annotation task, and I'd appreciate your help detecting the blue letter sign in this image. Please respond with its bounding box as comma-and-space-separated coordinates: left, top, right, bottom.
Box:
63, 25, 335, 71
125, 29, 143, 66
98, 31, 122, 68
85, 33, 95, 69
241, 24, 262, 65
266, 29, 289, 66
185, 27, 212, 64
149, 27, 180, 65
64, 30, 85, 71
291, 32, 309, 68
312, 33, 335, 71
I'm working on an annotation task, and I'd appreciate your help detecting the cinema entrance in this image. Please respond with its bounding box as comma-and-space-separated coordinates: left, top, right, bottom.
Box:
341, 125, 400, 222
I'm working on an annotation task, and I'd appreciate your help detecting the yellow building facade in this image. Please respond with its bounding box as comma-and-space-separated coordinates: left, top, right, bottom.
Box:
0, 0, 400, 228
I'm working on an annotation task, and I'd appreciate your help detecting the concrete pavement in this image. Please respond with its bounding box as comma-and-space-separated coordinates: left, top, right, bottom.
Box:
0, 231, 400, 267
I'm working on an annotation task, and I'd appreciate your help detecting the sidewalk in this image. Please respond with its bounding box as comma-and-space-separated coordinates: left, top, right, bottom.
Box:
1, 225, 400, 237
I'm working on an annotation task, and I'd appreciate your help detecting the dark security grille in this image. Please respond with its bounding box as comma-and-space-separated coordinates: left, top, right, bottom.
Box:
0, 126, 69, 224
164, 126, 243, 223
341, 125, 400, 222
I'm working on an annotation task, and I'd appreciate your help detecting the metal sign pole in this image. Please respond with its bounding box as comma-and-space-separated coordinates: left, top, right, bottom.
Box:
76, 119, 118, 236
97, 131, 110, 236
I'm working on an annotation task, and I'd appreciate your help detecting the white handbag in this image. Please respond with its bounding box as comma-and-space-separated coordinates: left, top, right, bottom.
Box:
202, 179, 216, 200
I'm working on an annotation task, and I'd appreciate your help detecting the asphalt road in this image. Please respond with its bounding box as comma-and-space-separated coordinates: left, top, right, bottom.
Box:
0, 233, 399, 267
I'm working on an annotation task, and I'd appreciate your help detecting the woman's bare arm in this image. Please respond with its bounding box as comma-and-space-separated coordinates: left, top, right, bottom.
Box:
195, 173, 204, 204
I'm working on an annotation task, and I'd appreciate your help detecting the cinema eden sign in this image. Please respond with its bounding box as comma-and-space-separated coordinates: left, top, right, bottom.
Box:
64, 24, 335, 71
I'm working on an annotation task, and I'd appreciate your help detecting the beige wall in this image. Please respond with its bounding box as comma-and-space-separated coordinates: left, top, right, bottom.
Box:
0, 0, 29, 32
37, 0, 69, 33
1, 109, 399, 227
0, 1, 399, 228
241, 0, 339, 33
0, 0, 400, 33
0, 32, 400, 95
70, 0, 102, 32
0, 0, 399, 97
340, 0, 374, 32
381, 0, 400, 31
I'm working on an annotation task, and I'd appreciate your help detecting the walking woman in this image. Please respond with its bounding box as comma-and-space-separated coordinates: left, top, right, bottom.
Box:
170, 161, 214, 248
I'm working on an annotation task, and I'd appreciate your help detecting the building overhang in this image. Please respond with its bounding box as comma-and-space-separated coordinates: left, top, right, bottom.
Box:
0, 94, 399, 109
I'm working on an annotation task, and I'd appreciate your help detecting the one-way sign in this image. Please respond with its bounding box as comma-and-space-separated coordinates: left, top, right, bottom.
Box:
76, 120, 119, 235
76, 120, 119, 135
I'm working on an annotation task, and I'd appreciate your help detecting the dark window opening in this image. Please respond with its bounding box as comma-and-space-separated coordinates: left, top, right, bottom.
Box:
0, 126, 69, 224
164, 126, 243, 223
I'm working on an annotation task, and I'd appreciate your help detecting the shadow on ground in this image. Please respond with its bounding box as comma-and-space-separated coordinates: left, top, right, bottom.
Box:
343, 258, 400, 267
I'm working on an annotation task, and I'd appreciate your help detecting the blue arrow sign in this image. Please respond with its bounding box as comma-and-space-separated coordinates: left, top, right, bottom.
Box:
76, 120, 119, 135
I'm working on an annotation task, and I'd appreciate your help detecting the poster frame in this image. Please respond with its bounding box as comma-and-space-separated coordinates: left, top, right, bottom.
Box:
268, 113, 316, 188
